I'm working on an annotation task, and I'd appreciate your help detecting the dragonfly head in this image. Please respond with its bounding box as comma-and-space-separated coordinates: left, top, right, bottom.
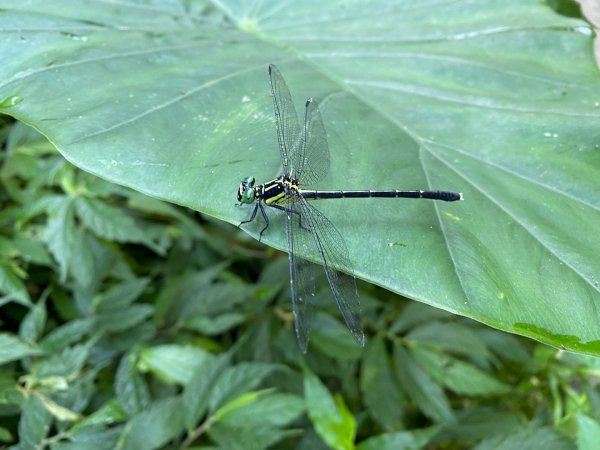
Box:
237, 176, 256, 204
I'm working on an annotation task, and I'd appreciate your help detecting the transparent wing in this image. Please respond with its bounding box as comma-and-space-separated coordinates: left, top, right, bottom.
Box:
292, 197, 364, 347
297, 98, 331, 186
284, 193, 317, 353
269, 64, 301, 177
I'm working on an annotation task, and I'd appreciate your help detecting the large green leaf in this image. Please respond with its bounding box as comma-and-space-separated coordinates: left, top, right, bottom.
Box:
0, 1, 599, 353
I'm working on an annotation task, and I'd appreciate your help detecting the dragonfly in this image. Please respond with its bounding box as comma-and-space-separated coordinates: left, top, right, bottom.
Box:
238, 64, 463, 353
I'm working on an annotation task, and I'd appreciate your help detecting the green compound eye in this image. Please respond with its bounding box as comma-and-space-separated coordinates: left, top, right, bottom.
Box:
241, 186, 255, 203
237, 177, 256, 204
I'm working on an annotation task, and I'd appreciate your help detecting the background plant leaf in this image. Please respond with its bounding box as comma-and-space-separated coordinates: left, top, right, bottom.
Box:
118, 397, 186, 450
18, 393, 53, 450
0, 1, 599, 354
304, 364, 357, 450
0, 333, 43, 365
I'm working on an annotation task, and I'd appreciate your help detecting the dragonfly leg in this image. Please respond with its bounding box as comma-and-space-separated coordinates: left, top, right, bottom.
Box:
239, 203, 259, 228
239, 202, 271, 242
258, 203, 270, 241
269, 204, 310, 231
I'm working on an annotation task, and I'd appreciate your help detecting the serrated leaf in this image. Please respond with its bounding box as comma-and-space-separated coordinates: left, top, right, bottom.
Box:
31, 344, 89, 379
115, 352, 150, 416
95, 304, 154, 333
71, 398, 126, 432
199, 282, 249, 315
18, 393, 52, 449
11, 235, 52, 266
42, 196, 75, 283
215, 391, 304, 428
154, 266, 227, 327
310, 313, 363, 360
74, 196, 163, 254
71, 364, 99, 413
39, 318, 94, 352
408, 321, 490, 360
410, 346, 509, 396
473, 426, 573, 450
182, 352, 230, 430
18, 194, 65, 225
0, 260, 30, 305
0, 372, 23, 407
208, 421, 293, 450
19, 297, 47, 343
138, 345, 212, 385
126, 190, 205, 236
442, 407, 522, 442
94, 278, 150, 312
393, 345, 454, 423
208, 362, 280, 412
118, 396, 185, 450
0, 333, 43, 365
183, 312, 245, 336
304, 366, 356, 450
360, 336, 404, 431
212, 389, 271, 421
53, 426, 123, 450
70, 228, 96, 287
105, 321, 156, 353
356, 427, 439, 450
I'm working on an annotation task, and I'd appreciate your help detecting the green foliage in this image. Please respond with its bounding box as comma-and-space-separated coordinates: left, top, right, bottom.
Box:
2, 121, 600, 449
0, 1, 600, 448
304, 364, 357, 450
0, 1, 599, 356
